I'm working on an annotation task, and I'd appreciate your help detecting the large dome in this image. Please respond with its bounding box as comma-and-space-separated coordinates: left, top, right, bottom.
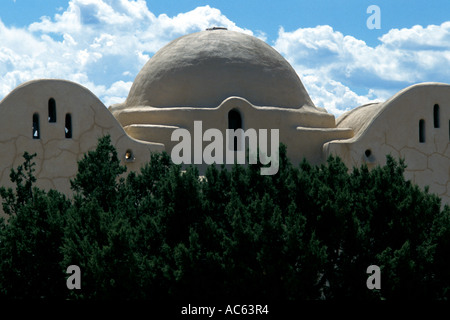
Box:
124, 29, 316, 109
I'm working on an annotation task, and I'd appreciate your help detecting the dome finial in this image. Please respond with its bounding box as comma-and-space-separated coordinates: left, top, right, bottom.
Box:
206, 26, 228, 31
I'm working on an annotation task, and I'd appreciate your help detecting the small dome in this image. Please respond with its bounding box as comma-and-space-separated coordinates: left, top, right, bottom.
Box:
124, 29, 316, 109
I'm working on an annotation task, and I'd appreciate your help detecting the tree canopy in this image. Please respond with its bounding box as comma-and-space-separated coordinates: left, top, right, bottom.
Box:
0, 135, 449, 300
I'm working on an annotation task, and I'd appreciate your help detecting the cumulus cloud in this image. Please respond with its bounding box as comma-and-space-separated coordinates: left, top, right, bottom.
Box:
274, 23, 450, 115
101, 80, 133, 106
1, 1, 450, 117
0, 0, 252, 106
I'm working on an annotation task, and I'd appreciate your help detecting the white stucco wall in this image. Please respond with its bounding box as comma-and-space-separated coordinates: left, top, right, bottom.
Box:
0, 79, 164, 217
111, 96, 354, 170
324, 83, 450, 206
1, 79, 448, 216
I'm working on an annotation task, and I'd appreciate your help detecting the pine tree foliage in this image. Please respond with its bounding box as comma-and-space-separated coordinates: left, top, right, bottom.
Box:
0, 135, 449, 300
0, 152, 70, 299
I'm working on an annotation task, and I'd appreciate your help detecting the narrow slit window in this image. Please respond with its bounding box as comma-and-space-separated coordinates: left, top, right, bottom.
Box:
65, 113, 72, 139
419, 119, 425, 143
32, 113, 40, 139
433, 104, 440, 128
228, 109, 242, 151
48, 98, 56, 123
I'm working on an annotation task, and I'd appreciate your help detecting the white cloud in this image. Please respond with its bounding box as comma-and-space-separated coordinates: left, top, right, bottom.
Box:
0, 1, 255, 106
1, 1, 450, 117
302, 74, 377, 116
274, 22, 450, 115
101, 80, 133, 106
380, 22, 450, 49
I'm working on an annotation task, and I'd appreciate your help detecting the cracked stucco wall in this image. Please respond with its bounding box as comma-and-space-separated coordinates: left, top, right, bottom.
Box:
1, 79, 448, 218
0, 79, 164, 217
324, 83, 450, 206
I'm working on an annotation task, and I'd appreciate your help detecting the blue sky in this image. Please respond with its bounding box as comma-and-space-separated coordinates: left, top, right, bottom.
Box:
1, 0, 450, 115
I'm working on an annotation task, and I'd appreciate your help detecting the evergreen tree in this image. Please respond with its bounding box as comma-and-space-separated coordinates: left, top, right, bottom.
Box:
0, 152, 69, 299
61, 135, 138, 299
1, 136, 449, 300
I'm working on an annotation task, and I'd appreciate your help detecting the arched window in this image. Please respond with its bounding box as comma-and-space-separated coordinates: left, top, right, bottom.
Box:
65, 113, 72, 139
433, 104, 440, 128
419, 119, 425, 143
48, 98, 56, 123
228, 109, 242, 151
32, 113, 40, 139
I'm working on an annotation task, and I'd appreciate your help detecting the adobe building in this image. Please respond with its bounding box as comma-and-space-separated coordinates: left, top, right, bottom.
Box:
0, 28, 449, 215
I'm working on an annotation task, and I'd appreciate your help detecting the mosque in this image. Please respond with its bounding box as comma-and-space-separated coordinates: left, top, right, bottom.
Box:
0, 28, 449, 212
